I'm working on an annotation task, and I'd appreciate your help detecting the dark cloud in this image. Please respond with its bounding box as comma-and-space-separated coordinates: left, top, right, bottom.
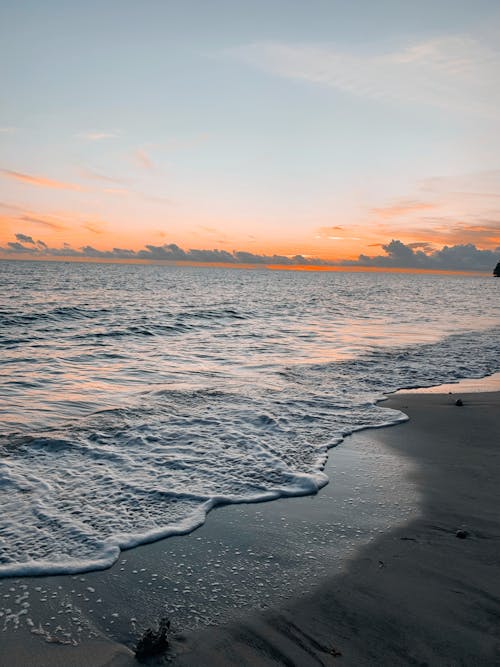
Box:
0, 237, 325, 266
15, 233, 35, 244
431, 243, 500, 271
1, 236, 499, 272
343, 239, 500, 271
6, 241, 36, 253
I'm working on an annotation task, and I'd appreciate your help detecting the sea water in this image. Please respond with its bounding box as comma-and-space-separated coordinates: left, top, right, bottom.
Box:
0, 260, 498, 577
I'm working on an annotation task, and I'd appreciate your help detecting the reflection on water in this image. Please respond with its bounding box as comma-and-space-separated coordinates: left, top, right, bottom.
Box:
1, 262, 498, 431
0, 261, 499, 577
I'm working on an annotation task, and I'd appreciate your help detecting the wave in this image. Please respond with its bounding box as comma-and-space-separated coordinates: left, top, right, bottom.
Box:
0, 305, 113, 327
0, 327, 498, 578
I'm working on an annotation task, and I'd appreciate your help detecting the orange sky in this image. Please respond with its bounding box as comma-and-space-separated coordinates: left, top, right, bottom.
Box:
1, 4, 500, 269
1, 165, 499, 264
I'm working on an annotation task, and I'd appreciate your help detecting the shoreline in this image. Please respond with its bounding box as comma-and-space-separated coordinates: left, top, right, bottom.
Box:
1, 381, 499, 665
172, 388, 500, 666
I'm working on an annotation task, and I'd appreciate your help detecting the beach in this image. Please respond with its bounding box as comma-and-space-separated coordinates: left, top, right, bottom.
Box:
171, 389, 500, 666
2, 0, 500, 663
1, 381, 499, 666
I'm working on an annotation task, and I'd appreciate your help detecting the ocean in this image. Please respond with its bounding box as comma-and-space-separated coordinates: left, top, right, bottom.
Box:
0, 260, 499, 578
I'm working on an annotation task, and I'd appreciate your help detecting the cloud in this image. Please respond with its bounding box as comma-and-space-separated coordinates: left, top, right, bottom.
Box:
6, 241, 35, 254
343, 239, 500, 271
0, 204, 73, 232
1, 169, 83, 191
79, 168, 126, 184
448, 221, 500, 246
401, 218, 500, 249
0, 127, 16, 134
368, 171, 500, 251
316, 226, 344, 236
316, 226, 361, 241
78, 131, 119, 141
82, 222, 106, 234
2, 236, 498, 272
231, 33, 500, 115
372, 201, 437, 219
0, 237, 324, 266
134, 149, 154, 170
19, 214, 67, 231
15, 233, 35, 244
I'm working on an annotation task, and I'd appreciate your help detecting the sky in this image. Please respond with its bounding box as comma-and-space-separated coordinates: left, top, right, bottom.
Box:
1, 0, 500, 270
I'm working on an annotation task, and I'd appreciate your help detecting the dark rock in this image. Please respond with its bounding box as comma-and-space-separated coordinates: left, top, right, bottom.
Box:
493, 261, 500, 277
135, 617, 170, 661
456, 529, 469, 539
455, 399, 463, 406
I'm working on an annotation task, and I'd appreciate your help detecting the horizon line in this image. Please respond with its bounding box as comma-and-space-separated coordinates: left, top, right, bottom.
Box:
0, 255, 491, 276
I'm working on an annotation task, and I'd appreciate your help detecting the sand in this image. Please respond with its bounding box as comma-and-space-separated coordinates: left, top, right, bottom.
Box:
1, 387, 499, 666
171, 390, 500, 666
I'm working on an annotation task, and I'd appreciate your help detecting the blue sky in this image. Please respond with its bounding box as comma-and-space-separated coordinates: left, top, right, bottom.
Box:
1, 0, 499, 265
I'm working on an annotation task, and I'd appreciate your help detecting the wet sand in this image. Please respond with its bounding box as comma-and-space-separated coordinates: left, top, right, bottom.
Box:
171, 390, 500, 666
1, 387, 499, 665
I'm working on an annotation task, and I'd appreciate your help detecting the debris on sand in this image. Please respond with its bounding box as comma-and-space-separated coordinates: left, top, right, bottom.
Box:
135, 617, 170, 661
455, 529, 469, 539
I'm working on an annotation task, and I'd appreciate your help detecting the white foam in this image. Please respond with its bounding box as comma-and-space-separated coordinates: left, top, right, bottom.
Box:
0, 350, 496, 578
